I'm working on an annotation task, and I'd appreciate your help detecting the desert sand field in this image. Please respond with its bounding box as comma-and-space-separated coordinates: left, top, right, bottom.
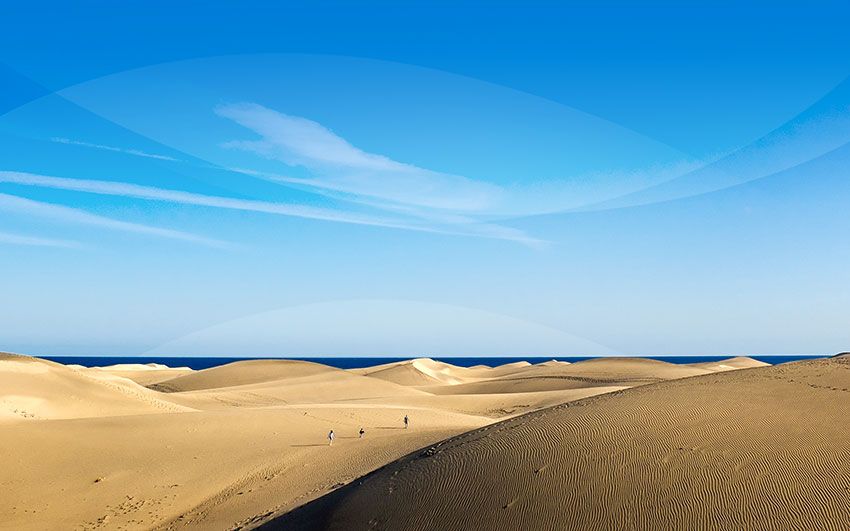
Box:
271, 355, 850, 531
1, 352, 844, 530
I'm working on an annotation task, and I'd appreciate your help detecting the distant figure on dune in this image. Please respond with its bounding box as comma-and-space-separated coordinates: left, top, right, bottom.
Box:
404, 415, 409, 429
359, 427, 365, 438
328, 430, 335, 446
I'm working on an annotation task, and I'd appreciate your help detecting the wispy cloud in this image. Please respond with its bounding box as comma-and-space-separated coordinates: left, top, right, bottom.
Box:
0, 231, 81, 248
225, 166, 543, 244
0, 171, 542, 245
51, 137, 180, 162
211, 103, 541, 244
215, 103, 504, 212
0, 192, 224, 247
0, 171, 432, 230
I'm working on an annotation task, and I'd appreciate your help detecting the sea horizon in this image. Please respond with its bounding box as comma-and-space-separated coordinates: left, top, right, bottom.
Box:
42, 354, 827, 371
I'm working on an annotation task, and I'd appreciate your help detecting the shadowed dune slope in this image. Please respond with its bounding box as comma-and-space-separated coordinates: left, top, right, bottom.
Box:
269, 357, 850, 531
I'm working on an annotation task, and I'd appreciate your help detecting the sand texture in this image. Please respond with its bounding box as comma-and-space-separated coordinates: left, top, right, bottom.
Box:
4, 352, 844, 530
270, 356, 850, 531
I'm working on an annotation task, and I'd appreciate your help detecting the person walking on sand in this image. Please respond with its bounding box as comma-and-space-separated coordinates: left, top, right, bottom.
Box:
404, 415, 409, 429
359, 427, 365, 439
328, 429, 335, 446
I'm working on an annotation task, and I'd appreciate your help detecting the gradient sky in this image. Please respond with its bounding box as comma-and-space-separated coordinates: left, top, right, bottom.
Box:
1, 1, 849, 357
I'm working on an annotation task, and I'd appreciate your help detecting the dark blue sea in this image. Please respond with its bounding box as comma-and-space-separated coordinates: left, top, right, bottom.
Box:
43, 355, 825, 370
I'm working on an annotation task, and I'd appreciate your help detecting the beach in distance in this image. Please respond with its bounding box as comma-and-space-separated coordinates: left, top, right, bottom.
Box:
2, 352, 848, 530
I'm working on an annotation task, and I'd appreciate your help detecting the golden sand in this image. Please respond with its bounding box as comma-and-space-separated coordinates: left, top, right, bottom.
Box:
3, 352, 844, 530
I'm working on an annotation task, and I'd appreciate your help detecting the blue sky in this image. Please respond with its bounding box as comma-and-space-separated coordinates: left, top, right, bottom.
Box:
1, 1, 849, 357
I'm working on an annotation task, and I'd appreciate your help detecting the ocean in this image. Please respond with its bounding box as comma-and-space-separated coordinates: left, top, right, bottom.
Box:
42, 355, 826, 370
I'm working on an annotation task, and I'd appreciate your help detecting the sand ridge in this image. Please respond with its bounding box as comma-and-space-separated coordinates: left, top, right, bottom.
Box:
351, 358, 532, 386
3, 353, 821, 531
421, 357, 713, 395
77, 363, 195, 387
687, 355, 769, 372
149, 359, 341, 392
0, 353, 192, 422
270, 356, 849, 531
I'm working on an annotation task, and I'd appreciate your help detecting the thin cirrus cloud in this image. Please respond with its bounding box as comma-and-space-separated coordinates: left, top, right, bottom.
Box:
0, 191, 224, 247
215, 102, 505, 212
0, 170, 405, 226
0, 171, 542, 245
51, 137, 180, 162
213, 97, 850, 220
0, 231, 81, 248
225, 166, 541, 244
214, 103, 541, 244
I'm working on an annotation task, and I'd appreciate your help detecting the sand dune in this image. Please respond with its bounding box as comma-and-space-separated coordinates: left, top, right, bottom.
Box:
688, 355, 769, 372
549, 356, 711, 380
81, 363, 194, 386
0, 353, 191, 422
350, 387, 632, 420
355, 359, 458, 386
534, 359, 570, 367
165, 366, 431, 411
424, 357, 710, 395
3, 405, 488, 530
271, 356, 849, 531
352, 358, 534, 387
479, 360, 532, 377
354, 358, 482, 385
1, 355, 489, 530
150, 359, 340, 392
157, 359, 588, 418
1, 353, 795, 530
